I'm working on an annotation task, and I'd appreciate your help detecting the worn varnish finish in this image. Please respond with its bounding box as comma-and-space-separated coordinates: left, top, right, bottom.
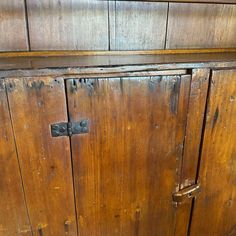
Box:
107, 0, 236, 3
0, 0, 28, 51
180, 69, 210, 188
27, 0, 109, 50
0, 52, 236, 77
67, 75, 191, 235
6, 77, 77, 236
1, 1, 236, 51
167, 4, 236, 49
190, 69, 236, 235
0, 80, 32, 236
109, 1, 168, 50
174, 68, 210, 236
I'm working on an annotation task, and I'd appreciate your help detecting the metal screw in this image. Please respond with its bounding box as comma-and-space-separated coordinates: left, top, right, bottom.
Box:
82, 127, 88, 133
52, 125, 59, 130
59, 126, 66, 133
80, 120, 88, 127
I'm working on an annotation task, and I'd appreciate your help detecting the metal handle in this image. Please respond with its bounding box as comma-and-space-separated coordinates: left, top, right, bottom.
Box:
172, 184, 201, 203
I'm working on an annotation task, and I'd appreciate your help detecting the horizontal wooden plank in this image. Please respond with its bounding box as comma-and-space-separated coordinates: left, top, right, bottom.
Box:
0, 52, 235, 76
0, 49, 236, 58
107, 0, 236, 4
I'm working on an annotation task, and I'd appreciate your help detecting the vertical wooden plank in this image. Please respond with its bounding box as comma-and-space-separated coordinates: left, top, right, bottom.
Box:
190, 69, 236, 235
181, 69, 210, 188
67, 75, 191, 236
174, 69, 210, 236
6, 77, 77, 236
109, 1, 168, 50
0, 80, 32, 236
166, 4, 236, 49
27, 0, 109, 50
0, 0, 29, 51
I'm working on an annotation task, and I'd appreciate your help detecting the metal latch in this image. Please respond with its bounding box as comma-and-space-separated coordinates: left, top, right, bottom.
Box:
172, 184, 201, 203
51, 119, 89, 137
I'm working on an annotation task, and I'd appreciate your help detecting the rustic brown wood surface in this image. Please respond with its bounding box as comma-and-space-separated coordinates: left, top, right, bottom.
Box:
6, 77, 77, 236
109, 1, 168, 50
107, 0, 236, 3
190, 69, 236, 235
26, 0, 109, 50
0, 52, 235, 77
67, 74, 191, 235
0, 0, 28, 51
0, 1, 236, 52
167, 4, 236, 49
1, 49, 236, 58
0, 80, 32, 236
174, 68, 210, 236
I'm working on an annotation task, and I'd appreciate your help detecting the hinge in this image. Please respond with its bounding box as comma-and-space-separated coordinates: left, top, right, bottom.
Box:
51, 119, 89, 137
172, 184, 201, 203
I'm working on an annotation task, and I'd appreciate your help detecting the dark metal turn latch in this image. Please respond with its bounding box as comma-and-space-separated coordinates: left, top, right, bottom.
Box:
51, 119, 89, 137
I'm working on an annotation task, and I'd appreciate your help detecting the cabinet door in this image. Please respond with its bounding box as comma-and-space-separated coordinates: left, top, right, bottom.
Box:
190, 69, 236, 235
66, 75, 191, 236
6, 77, 77, 236
0, 80, 32, 236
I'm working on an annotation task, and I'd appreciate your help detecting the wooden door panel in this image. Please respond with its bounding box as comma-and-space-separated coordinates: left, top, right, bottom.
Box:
0, 80, 32, 236
190, 69, 236, 235
175, 69, 210, 236
67, 75, 191, 236
6, 77, 77, 236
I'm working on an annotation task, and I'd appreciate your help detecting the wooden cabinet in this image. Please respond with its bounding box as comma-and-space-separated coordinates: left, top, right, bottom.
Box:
0, 55, 235, 235
190, 69, 236, 236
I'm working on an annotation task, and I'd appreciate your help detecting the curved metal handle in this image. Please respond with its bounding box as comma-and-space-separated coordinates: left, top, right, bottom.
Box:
173, 184, 201, 203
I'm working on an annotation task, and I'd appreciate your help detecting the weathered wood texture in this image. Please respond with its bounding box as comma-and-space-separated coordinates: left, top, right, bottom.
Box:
67, 75, 191, 235
190, 69, 236, 235
109, 1, 168, 50
26, 0, 109, 50
0, 80, 32, 236
1, 1, 236, 51
167, 4, 236, 49
6, 77, 77, 236
109, 0, 236, 3
0, 53, 236, 76
0, 0, 28, 51
174, 68, 210, 236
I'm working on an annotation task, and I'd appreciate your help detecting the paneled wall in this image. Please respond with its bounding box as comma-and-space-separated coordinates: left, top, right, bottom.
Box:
0, 0, 235, 51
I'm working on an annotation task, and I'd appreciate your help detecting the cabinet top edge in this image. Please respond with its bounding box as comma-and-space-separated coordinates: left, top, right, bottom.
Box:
0, 52, 235, 78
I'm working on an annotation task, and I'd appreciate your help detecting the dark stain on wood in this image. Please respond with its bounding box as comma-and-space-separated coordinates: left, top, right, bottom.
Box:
170, 76, 181, 115
212, 106, 219, 130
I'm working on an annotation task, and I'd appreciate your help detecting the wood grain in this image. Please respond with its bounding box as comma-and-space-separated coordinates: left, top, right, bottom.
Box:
0, 52, 235, 76
0, 0, 28, 51
166, 3, 236, 49
0, 80, 32, 236
67, 74, 191, 236
109, 1, 168, 50
1, 48, 236, 58
26, 0, 109, 50
174, 68, 210, 236
107, 0, 236, 3
190, 69, 236, 235
6, 77, 77, 236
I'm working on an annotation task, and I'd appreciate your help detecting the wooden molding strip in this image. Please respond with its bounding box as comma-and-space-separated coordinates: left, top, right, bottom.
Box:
0, 49, 236, 58
107, 0, 236, 4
